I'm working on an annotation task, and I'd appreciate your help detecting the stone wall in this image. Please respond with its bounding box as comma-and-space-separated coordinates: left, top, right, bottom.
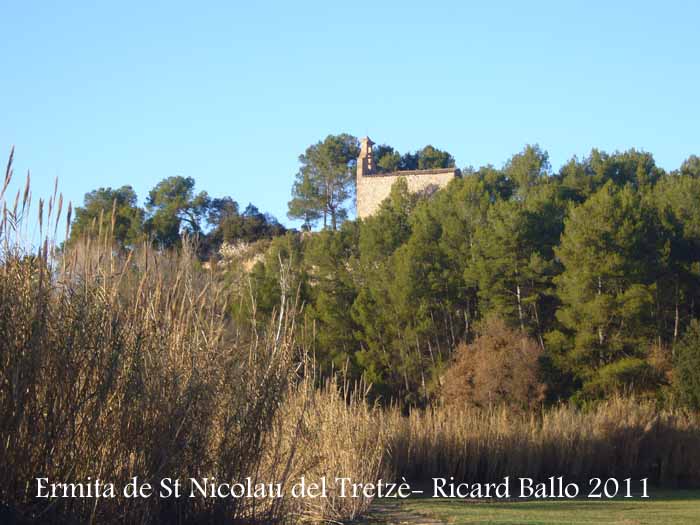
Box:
356, 167, 458, 219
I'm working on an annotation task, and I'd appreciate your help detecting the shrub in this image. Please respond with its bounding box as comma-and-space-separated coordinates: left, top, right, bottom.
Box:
580, 357, 662, 400
441, 317, 545, 410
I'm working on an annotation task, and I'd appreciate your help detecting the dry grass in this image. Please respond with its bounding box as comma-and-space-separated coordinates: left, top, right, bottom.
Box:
386, 398, 700, 486
0, 151, 386, 524
1, 239, 296, 523
270, 378, 388, 523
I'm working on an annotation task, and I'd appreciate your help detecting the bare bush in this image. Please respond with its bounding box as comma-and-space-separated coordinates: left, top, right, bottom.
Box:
441, 317, 546, 410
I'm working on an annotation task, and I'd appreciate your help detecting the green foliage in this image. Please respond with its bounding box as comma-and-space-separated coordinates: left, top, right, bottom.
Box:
208, 200, 285, 250
581, 357, 659, 399
304, 223, 360, 374
372, 143, 455, 173
559, 149, 664, 202
474, 164, 516, 201
550, 182, 666, 398
286, 169, 321, 230
652, 174, 700, 343
67, 139, 697, 409
373, 144, 401, 173
358, 178, 415, 260
678, 155, 700, 178
233, 140, 700, 407
73, 177, 284, 257
145, 176, 210, 248
69, 186, 144, 247
351, 180, 420, 400
504, 144, 550, 197
674, 320, 700, 409
415, 145, 455, 170
467, 197, 560, 341
234, 232, 309, 327
288, 133, 359, 230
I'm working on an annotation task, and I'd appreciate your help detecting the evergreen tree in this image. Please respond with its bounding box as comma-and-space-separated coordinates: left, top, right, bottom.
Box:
351, 179, 419, 401
69, 186, 144, 247
287, 170, 322, 230
416, 145, 455, 170
549, 182, 665, 399
652, 174, 700, 343
678, 155, 700, 178
467, 196, 558, 344
145, 176, 210, 248
674, 320, 700, 409
433, 176, 492, 337
287, 134, 359, 230
373, 144, 401, 173
304, 223, 360, 374
504, 144, 550, 198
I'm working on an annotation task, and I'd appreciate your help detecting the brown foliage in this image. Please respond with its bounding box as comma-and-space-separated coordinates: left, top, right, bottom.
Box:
387, 397, 700, 486
270, 378, 388, 523
441, 317, 546, 409
0, 151, 386, 524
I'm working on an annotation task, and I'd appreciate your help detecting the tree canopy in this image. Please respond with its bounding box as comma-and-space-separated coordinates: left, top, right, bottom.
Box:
287, 134, 360, 230
69, 185, 144, 247
144, 176, 210, 248
68, 137, 700, 410
245, 141, 700, 408
374, 144, 455, 173
70, 177, 285, 254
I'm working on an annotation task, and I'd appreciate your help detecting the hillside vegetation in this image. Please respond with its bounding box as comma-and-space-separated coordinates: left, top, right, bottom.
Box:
3, 146, 700, 523
238, 144, 700, 407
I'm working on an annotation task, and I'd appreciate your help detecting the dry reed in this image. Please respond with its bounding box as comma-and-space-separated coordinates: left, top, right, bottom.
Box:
386, 398, 700, 487
269, 378, 388, 523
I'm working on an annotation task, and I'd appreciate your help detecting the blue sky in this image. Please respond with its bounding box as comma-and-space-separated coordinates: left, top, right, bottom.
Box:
2, 1, 699, 230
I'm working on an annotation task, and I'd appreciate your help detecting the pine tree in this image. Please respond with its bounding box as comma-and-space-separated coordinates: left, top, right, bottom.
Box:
550, 182, 665, 398
287, 134, 359, 230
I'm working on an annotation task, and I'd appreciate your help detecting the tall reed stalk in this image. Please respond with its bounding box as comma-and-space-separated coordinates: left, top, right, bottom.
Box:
386, 398, 700, 487
0, 151, 294, 523
0, 149, 388, 523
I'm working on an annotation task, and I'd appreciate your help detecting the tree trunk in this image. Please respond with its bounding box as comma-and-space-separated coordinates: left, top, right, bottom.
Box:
532, 300, 545, 351
597, 275, 605, 346
516, 283, 525, 333
673, 279, 680, 346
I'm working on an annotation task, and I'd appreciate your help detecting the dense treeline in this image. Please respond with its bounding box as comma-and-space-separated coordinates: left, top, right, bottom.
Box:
240, 143, 700, 407
68, 175, 286, 257
69, 139, 700, 408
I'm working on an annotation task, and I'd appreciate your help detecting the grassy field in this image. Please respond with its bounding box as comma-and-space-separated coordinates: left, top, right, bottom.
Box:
365, 490, 700, 525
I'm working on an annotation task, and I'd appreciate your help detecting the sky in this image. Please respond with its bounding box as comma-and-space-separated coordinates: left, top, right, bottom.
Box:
2, 1, 699, 231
